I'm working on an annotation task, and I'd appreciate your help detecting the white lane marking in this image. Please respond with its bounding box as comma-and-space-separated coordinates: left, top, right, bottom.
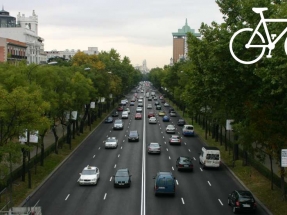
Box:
208, 181, 211, 186
98, 147, 101, 150
114, 164, 116, 168
104, 193, 107, 200
106, 135, 109, 137
200, 168, 203, 171
65, 194, 70, 201
166, 148, 168, 151
176, 180, 179, 185
110, 130, 111, 132
141, 95, 147, 215
163, 136, 164, 138
123, 140, 125, 142
93, 155, 95, 158
188, 149, 191, 152
118, 154, 120, 158
172, 166, 174, 171
181, 198, 185, 204
169, 156, 171, 160
125, 134, 127, 137
164, 141, 166, 144
121, 146, 123, 149
110, 177, 112, 181
218, 199, 223, 205
193, 157, 196, 160
184, 142, 186, 145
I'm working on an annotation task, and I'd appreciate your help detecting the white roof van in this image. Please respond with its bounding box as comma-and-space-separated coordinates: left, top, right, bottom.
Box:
199, 146, 221, 168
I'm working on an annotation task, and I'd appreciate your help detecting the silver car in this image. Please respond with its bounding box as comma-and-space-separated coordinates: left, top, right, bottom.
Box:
149, 117, 157, 124
104, 137, 118, 148
113, 119, 124, 130
166, 124, 176, 133
136, 107, 143, 112
147, 104, 152, 109
147, 142, 161, 154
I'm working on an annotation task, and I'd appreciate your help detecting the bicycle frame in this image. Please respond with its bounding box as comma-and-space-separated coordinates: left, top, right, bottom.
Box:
247, 17, 287, 50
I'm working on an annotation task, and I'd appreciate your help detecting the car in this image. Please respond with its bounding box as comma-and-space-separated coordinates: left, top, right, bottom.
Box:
166, 124, 176, 133
121, 111, 129, 119
148, 97, 152, 101
169, 108, 175, 113
228, 190, 257, 213
136, 107, 142, 112
182, 125, 195, 136
153, 172, 176, 196
113, 119, 124, 130
177, 118, 186, 126
138, 99, 143, 103
124, 107, 130, 114
156, 105, 161, 110
149, 117, 157, 124
164, 103, 169, 107
199, 146, 221, 168
162, 115, 170, 122
170, 111, 177, 117
112, 111, 119, 117
161, 99, 166, 103
104, 137, 118, 148
148, 112, 155, 118
78, 165, 100, 185
130, 101, 135, 106
169, 135, 181, 145
158, 110, 166, 116
153, 97, 158, 100
114, 168, 131, 188
138, 103, 143, 107
128, 130, 139, 142
105, 116, 113, 123
147, 104, 152, 109
130, 97, 136, 102
159, 96, 163, 100
135, 113, 142, 119
117, 106, 124, 111
147, 142, 161, 154
155, 101, 160, 105
176, 156, 193, 171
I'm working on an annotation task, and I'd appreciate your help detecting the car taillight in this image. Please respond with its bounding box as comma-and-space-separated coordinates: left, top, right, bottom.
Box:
235, 201, 240, 206
179, 164, 184, 167
254, 202, 257, 207
155, 186, 158, 190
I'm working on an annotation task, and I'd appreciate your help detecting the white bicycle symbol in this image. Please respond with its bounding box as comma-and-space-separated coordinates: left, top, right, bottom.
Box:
229, 7, 287, 64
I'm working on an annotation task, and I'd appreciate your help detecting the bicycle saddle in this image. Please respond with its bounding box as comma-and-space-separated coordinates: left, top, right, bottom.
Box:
252, 7, 268, 13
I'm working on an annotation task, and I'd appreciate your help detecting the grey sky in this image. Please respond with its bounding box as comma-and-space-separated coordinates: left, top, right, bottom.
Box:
3, 0, 223, 68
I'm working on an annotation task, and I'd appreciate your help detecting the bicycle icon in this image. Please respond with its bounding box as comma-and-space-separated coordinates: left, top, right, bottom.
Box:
229, 7, 287, 64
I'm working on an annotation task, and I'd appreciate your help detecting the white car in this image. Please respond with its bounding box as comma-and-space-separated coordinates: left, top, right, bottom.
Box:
136, 107, 142, 112
164, 103, 170, 107
104, 137, 118, 148
122, 111, 129, 119
166, 124, 176, 133
138, 99, 143, 103
147, 104, 152, 109
149, 117, 157, 124
78, 165, 100, 185
124, 107, 130, 114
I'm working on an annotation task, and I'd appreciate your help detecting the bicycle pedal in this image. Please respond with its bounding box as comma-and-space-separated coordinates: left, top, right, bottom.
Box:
266, 55, 272, 58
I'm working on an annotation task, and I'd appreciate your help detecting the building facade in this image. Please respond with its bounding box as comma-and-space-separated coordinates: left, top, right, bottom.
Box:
172, 19, 201, 63
0, 37, 27, 63
45, 47, 99, 60
0, 8, 46, 64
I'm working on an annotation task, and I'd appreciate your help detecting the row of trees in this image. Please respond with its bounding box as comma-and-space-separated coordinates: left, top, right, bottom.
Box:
149, 0, 287, 198
0, 49, 142, 190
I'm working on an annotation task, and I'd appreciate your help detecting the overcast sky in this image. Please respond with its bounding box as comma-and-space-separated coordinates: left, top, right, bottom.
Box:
3, 0, 224, 68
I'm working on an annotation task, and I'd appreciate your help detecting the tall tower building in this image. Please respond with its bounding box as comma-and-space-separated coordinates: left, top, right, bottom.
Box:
172, 19, 200, 63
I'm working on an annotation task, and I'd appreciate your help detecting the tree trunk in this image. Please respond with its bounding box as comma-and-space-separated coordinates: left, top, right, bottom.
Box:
280, 167, 286, 200
269, 154, 274, 190
52, 124, 59, 154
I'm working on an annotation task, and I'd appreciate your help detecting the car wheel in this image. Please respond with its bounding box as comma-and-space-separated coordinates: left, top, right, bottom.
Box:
233, 207, 237, 214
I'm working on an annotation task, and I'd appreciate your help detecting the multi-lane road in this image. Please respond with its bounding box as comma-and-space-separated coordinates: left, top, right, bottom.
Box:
27, 86, 270, 215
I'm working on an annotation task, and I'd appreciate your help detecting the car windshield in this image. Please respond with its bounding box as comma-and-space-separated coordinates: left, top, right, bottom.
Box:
186, 126, 193, 130
180, 158, 191, 163
130, 131, 138, 136
206, 154, 220, 160
167, 125, 174, 128
82, 169, 96, 175
150, 143, 159, 147
171, 136, 179, 139
115, 171, 129, 177
106, 139, 116, 142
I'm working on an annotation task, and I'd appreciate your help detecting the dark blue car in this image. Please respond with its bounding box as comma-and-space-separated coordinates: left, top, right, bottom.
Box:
105, 116, 113, 123
162, 115, 170, 122
153, 172, 176, 196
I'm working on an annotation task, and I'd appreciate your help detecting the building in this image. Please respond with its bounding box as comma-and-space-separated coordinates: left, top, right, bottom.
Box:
135, 59, 149, 74
0, 37, 27, 63
45, 47, 99, 61
172, 19, 201, 63
0, 8, 46, 64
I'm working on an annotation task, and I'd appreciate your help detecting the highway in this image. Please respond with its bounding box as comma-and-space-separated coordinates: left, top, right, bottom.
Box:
27, 84, 270, 215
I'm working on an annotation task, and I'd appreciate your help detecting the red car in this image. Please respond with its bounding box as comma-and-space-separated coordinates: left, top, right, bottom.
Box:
148, 112, 155, 118
135, 113, 142, 119
117, 106, 124, 111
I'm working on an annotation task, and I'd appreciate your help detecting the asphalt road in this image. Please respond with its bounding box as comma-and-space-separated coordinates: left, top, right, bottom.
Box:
27, 85, 270, 215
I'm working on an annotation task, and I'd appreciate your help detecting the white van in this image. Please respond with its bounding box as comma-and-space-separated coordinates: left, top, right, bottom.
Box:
199, 146, 221, 168
121, 111, 129, 119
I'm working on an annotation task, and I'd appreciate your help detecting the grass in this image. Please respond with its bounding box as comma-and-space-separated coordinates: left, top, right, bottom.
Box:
166, 98, 286, 215
0, 115, 106, 211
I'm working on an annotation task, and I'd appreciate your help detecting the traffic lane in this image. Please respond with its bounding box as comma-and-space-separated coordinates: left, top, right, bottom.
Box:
28, 116, 128, 214
96, 110, 144, 214
146, 121, 189, 215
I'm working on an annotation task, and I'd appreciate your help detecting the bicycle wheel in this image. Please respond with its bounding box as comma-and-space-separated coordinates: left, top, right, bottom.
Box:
284, 37, 287, 55
229, 28, 266, 64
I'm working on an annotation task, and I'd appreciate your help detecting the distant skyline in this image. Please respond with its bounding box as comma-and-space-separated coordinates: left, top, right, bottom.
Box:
1, 1, 224, 68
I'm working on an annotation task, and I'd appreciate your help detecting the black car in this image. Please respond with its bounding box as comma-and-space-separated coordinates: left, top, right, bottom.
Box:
169, 108, 175, 113
128, 130, 139, 142
155, 101, 160, 105
105, 116, 113, 123
176, 156, 193, 171
112, 111, 119, 117
228, 190, 257, 213
156, 105, 161, 110
114, 168, 131, 187
177, 118, 186, 126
